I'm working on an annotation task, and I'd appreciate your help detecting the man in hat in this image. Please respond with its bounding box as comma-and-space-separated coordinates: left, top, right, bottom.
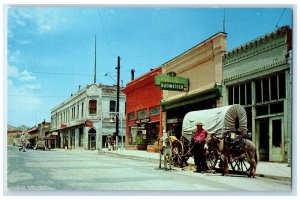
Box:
191, 122, 208, 173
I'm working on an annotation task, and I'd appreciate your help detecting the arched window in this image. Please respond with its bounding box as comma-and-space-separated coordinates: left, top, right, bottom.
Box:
89, 100, 97, 115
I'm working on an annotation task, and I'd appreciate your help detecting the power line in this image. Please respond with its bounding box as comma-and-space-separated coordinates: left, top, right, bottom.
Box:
275, 8, 286, 28
97, 9, 115, 56
30, 71, 93, 76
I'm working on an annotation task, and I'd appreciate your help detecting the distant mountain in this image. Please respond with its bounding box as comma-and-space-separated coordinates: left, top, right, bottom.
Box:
7, 125, 16, 130
7, 124, 29, 131
17, 125, 29, 131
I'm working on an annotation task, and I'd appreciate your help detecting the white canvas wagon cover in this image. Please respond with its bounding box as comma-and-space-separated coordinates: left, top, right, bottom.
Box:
182, 104, 247, 142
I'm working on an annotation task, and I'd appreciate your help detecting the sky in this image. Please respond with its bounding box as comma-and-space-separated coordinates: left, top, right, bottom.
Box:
5, 5, 293, 128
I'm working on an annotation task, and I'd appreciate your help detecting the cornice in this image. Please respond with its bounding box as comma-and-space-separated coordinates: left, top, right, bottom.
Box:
223, 26, 290, 62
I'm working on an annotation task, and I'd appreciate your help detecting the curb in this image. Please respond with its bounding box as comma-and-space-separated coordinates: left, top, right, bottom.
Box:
99, 151, 291, 182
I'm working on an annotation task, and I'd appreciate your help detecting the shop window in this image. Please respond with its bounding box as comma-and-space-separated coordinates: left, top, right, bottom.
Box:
256, 105, 268, 116
89, 100, 97, 115
270, 102, 284, 114
262, 78, 270, 102
137, 109, 147, 119
246, 82, 252, 105
150, 106, 160, 116
234, 85, 239, 104
255, 80, 262, 103
129, 126, 146, 145
109, 100, 116, 112
270, 75, 278, 100
240, 84, 245, 105
278, 73, 286, 99
128, 112, 135, 121
228, 87, 233, 105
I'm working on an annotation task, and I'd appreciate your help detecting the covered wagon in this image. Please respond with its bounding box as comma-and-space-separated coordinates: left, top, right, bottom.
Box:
182, 104, 248, 142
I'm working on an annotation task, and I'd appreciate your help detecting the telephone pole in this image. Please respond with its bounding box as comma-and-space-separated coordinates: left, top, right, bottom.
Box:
115, 56, 120, 145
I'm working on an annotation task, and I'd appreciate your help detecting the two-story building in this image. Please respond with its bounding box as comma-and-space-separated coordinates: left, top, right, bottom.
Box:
50, 84, 126, 150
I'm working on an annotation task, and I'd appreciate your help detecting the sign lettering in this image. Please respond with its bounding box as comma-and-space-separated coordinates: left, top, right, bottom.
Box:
160, 82, 184, 91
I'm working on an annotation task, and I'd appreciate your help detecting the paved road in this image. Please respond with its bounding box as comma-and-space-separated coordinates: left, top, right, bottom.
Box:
6, 146, 291, 194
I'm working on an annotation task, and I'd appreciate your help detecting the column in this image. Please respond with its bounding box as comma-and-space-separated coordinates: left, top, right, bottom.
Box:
68, 129, 71, 149
75, 128, 79, 149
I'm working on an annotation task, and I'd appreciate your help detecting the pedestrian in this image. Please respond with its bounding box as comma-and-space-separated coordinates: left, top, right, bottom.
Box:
191, 122, 208, 173
106, 134, 113, 151
19, 133, 26, 152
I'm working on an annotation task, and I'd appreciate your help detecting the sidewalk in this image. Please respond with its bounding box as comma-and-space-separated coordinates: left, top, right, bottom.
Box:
99, 148, 292, 182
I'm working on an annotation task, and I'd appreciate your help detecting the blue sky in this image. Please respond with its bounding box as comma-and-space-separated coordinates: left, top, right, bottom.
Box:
6, 6, 293, 127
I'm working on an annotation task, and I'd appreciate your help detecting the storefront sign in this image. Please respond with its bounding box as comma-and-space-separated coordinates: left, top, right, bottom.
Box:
160, 82, 184, 91
154, 74, 189, 91
85, 120, 93, 127
135, 118, 150, 124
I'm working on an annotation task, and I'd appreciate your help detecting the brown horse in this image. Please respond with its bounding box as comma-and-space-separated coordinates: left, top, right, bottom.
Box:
206, 133, 258, 177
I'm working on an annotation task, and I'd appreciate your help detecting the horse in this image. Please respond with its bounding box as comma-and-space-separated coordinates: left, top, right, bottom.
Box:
206, 133, 258, 177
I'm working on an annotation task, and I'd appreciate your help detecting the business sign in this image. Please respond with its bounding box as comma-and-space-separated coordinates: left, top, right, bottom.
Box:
154, 74, 189, 91
135, 118, 150, 124
85, 120, 94, 127
160, 82, 184, 91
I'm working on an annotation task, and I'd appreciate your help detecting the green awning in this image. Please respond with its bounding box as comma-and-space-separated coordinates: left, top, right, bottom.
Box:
161, 83, 222, 111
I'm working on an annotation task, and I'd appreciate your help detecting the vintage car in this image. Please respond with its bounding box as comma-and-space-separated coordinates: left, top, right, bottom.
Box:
34, 140, 47, 150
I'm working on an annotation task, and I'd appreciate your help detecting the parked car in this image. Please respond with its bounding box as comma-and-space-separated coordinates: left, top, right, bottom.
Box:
34, 141, 46, 150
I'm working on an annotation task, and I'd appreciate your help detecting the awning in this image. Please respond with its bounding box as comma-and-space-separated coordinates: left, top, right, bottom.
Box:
161, 83, 222, 111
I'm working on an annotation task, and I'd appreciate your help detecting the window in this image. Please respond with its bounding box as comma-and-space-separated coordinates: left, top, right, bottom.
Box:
256, 72, 286, 104
81, 102, 84, 118
128, 112, 135, 121
137, 109, 147, 119
77, 105, 80, 119
89, 100, 97, 115
278, 73, 286, 99
110, 100, 116, 112
150, 106, 160, 116
227, 82, 252, 106
255, 80, 262, 103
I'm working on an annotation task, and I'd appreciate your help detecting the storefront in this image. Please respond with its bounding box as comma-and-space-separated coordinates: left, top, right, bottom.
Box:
156, 32, 227, 135
222, 26, 292, 164
122, 67, 163, 151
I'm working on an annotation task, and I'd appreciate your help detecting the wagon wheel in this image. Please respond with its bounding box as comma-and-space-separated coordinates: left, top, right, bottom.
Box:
171, 140, 184, 167
229, 156, 250, 174
206, 148, 220, 170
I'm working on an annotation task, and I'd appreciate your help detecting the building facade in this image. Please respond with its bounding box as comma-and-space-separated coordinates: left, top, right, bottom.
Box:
122, 68, 162, 151
222, 26, 292, 163
158, 32, 227, 137
50, 84, 126, 150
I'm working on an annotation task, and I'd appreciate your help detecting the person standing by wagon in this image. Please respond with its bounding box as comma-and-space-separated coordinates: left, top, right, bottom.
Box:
191, 122, 208, 173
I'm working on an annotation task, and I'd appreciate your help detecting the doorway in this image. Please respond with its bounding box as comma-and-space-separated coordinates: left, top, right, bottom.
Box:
256, 117, 284, 162
257, 118, 269, 161
269, 117, 284, 161
88, 128, 96, 150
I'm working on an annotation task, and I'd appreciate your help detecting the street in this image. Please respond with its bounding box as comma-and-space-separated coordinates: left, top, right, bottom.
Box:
6, 145, 291, 193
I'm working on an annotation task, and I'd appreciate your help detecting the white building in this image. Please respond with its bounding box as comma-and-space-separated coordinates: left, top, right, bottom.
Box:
50, 84, 126, 150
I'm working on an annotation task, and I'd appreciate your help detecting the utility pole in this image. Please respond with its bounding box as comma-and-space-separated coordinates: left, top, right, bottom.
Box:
115, 56, 120, 147
94, 34, 97, 84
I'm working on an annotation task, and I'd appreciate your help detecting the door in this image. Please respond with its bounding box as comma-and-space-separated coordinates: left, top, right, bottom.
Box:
269, 117, 284, 162
256, 119, 269, 161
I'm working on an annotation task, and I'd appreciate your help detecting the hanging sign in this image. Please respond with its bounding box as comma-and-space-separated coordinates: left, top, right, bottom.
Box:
154, 74, 189, 91
85, 120, 93, 127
